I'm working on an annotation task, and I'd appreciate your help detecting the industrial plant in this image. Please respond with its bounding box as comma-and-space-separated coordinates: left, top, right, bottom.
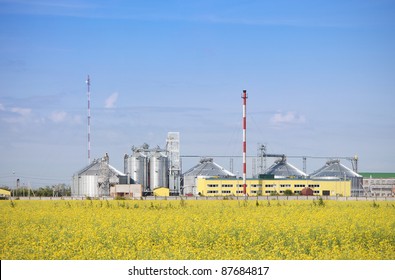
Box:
72, 132, 180, 198
71, 147, 366, 198
123, 132, 181, 196
70, 84, 393, 198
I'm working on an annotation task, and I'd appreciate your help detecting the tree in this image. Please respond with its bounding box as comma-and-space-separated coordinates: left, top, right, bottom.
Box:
283, 189, 294, 196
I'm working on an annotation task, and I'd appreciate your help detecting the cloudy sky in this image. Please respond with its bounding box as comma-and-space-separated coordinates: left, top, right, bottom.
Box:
0, 0, 394, 188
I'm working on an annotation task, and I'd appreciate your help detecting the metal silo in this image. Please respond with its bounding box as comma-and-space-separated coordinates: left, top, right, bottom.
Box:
80, 175, 98, 197
150, 150, 169, 189
126, 150, 148, 188
72, 154, 125, 197
72, 160, 100, 197
310, 159, 363, 196
263, 157, 307, 179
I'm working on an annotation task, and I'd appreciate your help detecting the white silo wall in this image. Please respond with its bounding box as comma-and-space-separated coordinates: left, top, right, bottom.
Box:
127, 152, 148, 188
150, 152, 169, 189
81, 175, 99, 197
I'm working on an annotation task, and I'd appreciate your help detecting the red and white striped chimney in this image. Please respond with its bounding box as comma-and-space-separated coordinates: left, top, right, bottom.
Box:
242, 90, 247, 195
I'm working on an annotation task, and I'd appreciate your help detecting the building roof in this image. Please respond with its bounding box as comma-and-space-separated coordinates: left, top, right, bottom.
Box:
310, 159, 361, 179
74, 155, 125, 177
183, 158, 235, 177
359, 172, 395, 179
263, 158, 307, 178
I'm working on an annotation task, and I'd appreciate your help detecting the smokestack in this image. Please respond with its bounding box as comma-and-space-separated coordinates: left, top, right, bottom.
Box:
242, 90, 247, 195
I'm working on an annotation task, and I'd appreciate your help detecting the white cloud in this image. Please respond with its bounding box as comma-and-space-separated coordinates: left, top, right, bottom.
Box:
0, 106, 32, 124
105, 92, 119, 109
270, 111, 306, 126
10, 107, 32, 117
49, 111, 67, 123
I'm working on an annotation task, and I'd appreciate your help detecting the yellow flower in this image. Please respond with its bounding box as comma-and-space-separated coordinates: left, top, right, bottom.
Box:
0, 200, 394, 260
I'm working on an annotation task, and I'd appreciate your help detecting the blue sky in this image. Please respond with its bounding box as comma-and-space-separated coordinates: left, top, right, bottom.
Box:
0, 0, 394, 188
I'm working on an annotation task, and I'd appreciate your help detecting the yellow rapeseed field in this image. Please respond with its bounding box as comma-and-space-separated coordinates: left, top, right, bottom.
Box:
1, 199, 394, 260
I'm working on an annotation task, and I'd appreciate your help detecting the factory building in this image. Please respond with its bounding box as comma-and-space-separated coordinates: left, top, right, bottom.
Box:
197, 177, 351, 197
182, 158, 235, 196
110, 184, 142, 199
0, 188, 11, 199
360, 173, 395, 197
194, 158, 354, 197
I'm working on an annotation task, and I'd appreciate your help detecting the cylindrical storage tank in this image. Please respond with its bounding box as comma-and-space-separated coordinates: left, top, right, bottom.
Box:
78, 175, 98, 197
150, 151, 168, 189
126, 151, 148, 188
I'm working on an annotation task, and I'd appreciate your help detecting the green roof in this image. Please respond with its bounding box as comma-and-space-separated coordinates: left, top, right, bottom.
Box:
359, 172, 395, 179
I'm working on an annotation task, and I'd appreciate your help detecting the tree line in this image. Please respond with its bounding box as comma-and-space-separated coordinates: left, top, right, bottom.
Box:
0, 184, 71, 197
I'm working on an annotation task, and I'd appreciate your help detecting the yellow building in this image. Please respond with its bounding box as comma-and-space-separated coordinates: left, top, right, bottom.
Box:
153, 187, 170, 197
197, 177, 351, 197
0, 188, 11, 199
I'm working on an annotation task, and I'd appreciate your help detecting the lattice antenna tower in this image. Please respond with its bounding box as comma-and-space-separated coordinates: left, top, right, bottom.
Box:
86, 75, 91, 164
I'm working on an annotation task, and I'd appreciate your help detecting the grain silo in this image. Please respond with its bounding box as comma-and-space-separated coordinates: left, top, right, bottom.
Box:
310, 159, 363, 196
149, 149, 169, 189
263, 157, 307, 179
72, 153, 125, 197
124, 145, 149, 189
124, 143, 170, 192
182, 158, 235, 196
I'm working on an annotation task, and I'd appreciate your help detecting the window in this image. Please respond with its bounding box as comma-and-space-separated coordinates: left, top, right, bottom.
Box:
294, 184, 305, 188
280, 184, 291, 188
265, 184, 275, 188
236, 190, 244, 194
322, 190, 330, 196
308, 184, 320, 188
221, 184, 233, 188
313, 190, 320, 194
265, 190, 277, 194
207, 184, 218, 188
221, 190, 231, 194
237, 184, 244, 188
251, 184, 262, 188
207, 190, 218, 194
